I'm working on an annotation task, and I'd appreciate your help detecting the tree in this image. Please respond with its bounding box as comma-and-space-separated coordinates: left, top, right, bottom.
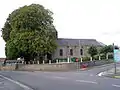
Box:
100, 45, 119, 59
2, 4, 57, 63
100, 45, 112, 54
88, 46, 98, 58
1, 17, 12, 42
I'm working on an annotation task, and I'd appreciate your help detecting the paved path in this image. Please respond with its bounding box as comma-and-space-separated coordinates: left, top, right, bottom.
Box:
0, 63, 120, 90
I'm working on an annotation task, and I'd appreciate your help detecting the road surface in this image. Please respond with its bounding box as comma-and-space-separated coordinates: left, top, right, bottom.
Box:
0, 63, 120, 90
0, 75, 24, 90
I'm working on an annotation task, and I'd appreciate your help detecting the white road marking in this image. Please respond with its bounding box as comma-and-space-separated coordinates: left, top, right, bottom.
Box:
0, 75, 33, 90
43, 72, 51, 74
112, 84, 120, 88
76, 80, 98, 84
52, 76, 67, 79
98, 72, 104, 76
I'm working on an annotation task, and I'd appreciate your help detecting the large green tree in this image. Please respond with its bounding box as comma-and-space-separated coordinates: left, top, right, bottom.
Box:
88, 46, 98, 58
100, 45, 119, 59
2, 4, 57, 62
100, 45, 114, 55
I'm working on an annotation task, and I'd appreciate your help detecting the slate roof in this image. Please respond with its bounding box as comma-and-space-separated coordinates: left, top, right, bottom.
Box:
57, 38, 105, 46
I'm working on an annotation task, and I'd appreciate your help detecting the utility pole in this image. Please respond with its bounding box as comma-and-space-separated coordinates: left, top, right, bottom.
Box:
113, 43, 117, 74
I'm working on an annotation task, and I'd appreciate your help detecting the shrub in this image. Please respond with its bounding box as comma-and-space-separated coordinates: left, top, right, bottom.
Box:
93, 55, 99, 60
108, 54, 113, 59
100, 54, 106, 60
82, 57, 90, 62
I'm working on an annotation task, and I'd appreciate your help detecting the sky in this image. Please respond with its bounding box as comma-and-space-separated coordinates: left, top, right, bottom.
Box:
0, 0, 120, 57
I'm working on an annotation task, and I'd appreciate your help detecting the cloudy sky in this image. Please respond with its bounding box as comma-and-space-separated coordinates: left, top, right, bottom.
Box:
0, 0, 120, 57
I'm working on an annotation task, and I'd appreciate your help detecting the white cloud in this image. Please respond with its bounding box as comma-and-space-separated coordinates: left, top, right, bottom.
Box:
0, 0, 120, 57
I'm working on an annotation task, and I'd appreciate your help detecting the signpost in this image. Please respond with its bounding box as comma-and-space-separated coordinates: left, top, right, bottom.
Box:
114, 49, 120, 62
113, 43, 120, 74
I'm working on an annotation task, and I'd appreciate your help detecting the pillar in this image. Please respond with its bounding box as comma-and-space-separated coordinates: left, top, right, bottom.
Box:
80, 57, 83, 62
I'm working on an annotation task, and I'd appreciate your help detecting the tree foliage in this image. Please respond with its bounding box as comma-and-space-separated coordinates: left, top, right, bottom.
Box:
100, 45, 119, 55
1, 18, 12, 42
100, 45, 113, 55
2, 4, 57, 61
88, 46, 98, 57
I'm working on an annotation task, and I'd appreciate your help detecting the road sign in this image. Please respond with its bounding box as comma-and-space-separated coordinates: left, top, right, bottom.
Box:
76, 58, 78, 62
114, 49, 120, 62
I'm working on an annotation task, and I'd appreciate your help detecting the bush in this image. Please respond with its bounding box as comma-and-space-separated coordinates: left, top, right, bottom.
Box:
93, 55, 99, 60
108, 54, 113, 59
100, 54, 106, 60
82, 57, 90, 62
54, 58, 67, 62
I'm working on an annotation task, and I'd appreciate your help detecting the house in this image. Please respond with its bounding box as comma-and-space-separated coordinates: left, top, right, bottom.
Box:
52, 38, 104, 60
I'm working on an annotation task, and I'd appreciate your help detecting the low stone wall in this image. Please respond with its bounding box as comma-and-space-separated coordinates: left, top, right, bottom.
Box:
16, 63, 76, 71
0, 65, 16, 71
0, 60, 113, 71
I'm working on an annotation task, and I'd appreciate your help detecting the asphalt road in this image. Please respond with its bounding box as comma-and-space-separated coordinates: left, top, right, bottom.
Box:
0, 75, 24, 90
0, 63, 120, 90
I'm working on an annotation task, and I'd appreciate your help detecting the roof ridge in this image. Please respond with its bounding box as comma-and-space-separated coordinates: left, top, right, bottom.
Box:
58, 38, 96, 40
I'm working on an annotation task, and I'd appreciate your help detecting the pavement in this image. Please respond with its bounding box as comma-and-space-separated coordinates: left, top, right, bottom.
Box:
98, 66, 120, 79
0, 63, 120, 90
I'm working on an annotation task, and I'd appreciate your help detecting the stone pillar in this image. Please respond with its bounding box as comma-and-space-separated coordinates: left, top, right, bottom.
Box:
49, 60, 51, 64
99, 56, 101, 60
42, 60, 45, 64
90, 57, 92, 61
67, 57, 70, 63
56, 59, 58, 64
106, 54, 108, 60
80, 57, 83, 62
22, 61, 24, 64
37, 60, 40, 64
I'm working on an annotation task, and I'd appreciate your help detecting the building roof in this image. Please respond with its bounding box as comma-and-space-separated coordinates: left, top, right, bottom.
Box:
57, 38, 105, 46
0, 58, 6, 62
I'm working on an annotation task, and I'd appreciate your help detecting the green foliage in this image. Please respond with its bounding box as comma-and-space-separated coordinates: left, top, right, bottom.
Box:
93, 55, 99, 60
1, 18, 12, 42
2, 4, 57, 61
88, 46, 98, 57
100, 54, 106, 60
6, 40, 19, 59
108, 54, 113, 59
100, 45, 113, 55
82, 57, 90, 61
58, 58, 67, 62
